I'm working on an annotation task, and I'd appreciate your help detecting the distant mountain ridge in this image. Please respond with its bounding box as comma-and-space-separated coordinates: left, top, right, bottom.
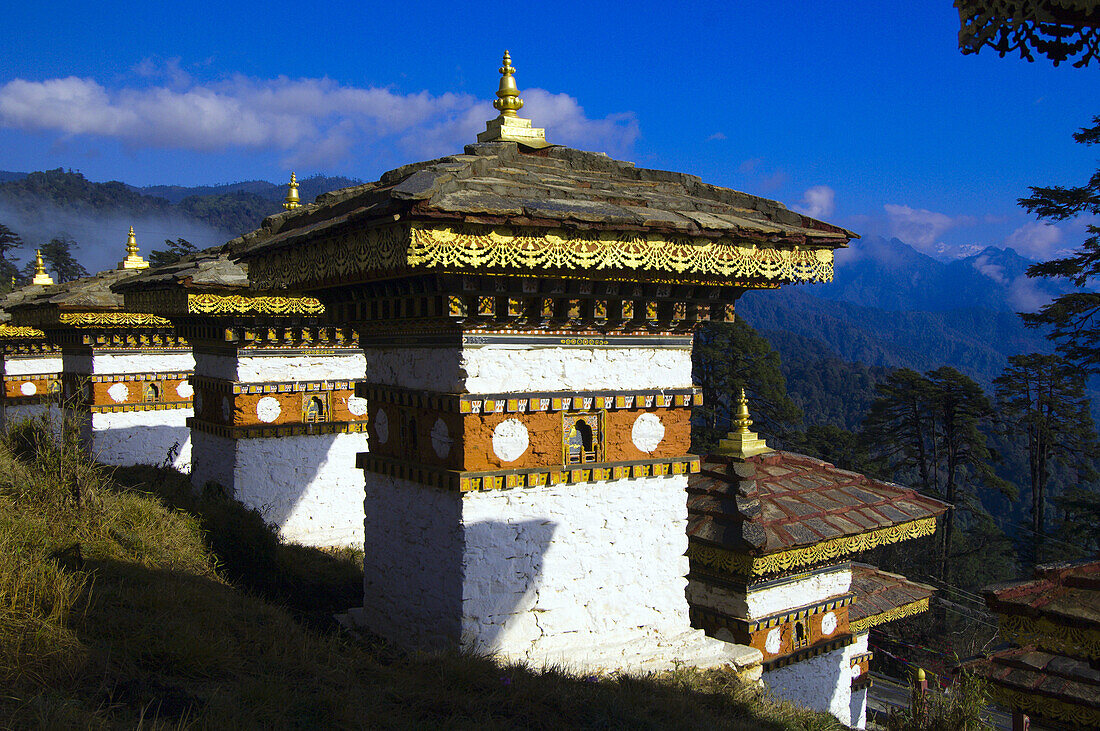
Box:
808, 236, 1069, 313
0, 169, 361, 273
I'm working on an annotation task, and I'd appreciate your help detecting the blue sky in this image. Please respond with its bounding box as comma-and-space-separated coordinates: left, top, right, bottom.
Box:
1, 0, 1098, 263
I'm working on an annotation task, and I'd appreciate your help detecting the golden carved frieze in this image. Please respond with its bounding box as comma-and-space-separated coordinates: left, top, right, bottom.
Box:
848, 598, 931, 634
246, 222, 835, 289
688, 517, 938, 578
986, 685, 1100, 728
58, 312, 173, 328
186, 294, 324, 316
998, 612, 1100, 660
0, 324, 46, 339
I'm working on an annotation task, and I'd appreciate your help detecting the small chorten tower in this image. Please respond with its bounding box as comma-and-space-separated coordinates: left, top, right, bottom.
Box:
31, 250, 54, 286
117, 226, 149, 270
717, 389, 773, 459
476, 51, 550, 149
284, 172, 301, 210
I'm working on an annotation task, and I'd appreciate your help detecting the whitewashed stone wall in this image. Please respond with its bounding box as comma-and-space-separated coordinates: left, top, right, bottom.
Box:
356, 473, 758, 672
89, 408, 192, 471
201, 351, 367, 382
64, 351, 194, 376
687, 565, 852, 620
0, 402, 52, 429
764, 631, 869, 727
3, 355, 63, 377
362, 345, 692, 393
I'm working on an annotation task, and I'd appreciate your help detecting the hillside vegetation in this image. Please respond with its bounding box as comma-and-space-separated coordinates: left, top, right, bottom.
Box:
0, 416, 839, 730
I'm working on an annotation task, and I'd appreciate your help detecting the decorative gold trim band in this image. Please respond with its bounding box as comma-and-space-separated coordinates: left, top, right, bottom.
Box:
58, 312, 173, 328
357, 383, 701, 415
0, 324, 45, 339
687, 517, 938, 578
762, 635, 856, 671
189, 418, 369, 440
849, 597, 931, 634
357, 453, 700, 492
186, 294, 325, 316
998, 612, 1100, 660
192, 375, 362, 395
986, 685, 1100, 728
86, 371, 192, 383
246, 222, 837, 289
89, 401, 193, 414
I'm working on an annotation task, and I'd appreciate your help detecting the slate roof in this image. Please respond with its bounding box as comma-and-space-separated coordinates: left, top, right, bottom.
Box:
112, 246, 248, 294
965, 647, 1100, 715
8, 268, 138, 315
232, 142, 856, 262
849, 563, 935, 626
687, 451, 949, 555
984, 559, 1100, 631
0, 283, 56, 322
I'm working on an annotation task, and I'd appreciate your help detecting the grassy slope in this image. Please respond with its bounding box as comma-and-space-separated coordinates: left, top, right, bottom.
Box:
0, 421, 840, 730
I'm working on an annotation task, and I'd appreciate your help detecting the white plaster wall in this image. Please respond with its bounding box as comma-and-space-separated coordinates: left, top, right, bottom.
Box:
237, 353, 366, 382
190, 430, 237, 494
764, 632, 869, 727
90, 352, 195, 375
850, 687, 868, 730
195, 353, 241, 382
687, 566, 852, 620
228, 432, 367, 547
0, 402, 51, 430
362, 346, 692, 393
360, 475, 465, 650
3, 355, 63, 377
357, 473, 757, 672
89, 409, 192, 471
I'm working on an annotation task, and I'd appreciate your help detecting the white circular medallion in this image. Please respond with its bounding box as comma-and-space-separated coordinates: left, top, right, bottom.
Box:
431, 418, 451, 459
851, 663, 863, 679
374, 408, 389, 445
108, 382, 129, 403
176, 382, 194, 399
492, 418, 529, 463
765, 627, 782, 655
347, 395, 368, 417
820, 611, 837, 637
631, 412, 665, 453
19, 381, 36, 396
256, 396, 281, 423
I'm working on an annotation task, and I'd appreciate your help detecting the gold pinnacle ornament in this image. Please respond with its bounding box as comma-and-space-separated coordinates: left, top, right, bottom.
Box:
31, 249, 54, 285
284, 172, 301, 210
476, 50, 550, 149
117, 226, 149, 270
716, 388, 773, 459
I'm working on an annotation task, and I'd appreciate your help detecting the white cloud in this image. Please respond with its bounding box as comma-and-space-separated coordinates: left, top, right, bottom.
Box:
793, 185, 836, 219
883, 203, 976, 255
707, 132, 726, 141
1003, 221, 1064, 260
0, 74, 639, 166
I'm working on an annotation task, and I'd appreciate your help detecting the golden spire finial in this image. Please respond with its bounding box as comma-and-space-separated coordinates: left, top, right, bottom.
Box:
117, 225, 149, 270
493, 50, 524, 118
716, 387, 772, 459
477, 50, 550, 149
32, 249, 54, 285
284, 172, 301, 210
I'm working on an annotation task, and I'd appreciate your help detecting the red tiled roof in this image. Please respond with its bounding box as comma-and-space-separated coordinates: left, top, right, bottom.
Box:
849, 563, 935, 627
687, 451, 949, 555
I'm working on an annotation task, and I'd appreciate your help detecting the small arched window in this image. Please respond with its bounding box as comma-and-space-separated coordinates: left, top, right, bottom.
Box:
566, 417, 598, 464
305, 396, 326, 423
144, 382, 161, 403
792, 620, 808, 650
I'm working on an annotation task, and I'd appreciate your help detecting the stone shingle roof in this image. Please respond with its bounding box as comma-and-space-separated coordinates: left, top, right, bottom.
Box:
848, 563, 935, 626
233, 142, 856, 262
112, 247, 248, 294
8, 268, 138, 314
965, 647, 1100, 720
984, 559, 1100, 631
687, 451, 949, 555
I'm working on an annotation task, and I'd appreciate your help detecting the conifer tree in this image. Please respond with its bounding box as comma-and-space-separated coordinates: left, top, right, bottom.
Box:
1018, 116, 1100, 373
34, 236, 88, 283
994, 354, 1098, 540
149, 238, 199, 268
0, 223, 22, 292
862, 369, 938, 492
691, 319, 802, 453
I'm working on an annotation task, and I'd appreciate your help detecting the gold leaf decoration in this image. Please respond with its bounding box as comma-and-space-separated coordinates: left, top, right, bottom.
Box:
849, 598, 931, 634
186, 294, 325, 316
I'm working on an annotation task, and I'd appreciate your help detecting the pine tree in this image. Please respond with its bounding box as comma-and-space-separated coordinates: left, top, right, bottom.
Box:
36, 236, 88, 283
1018, 116, 1100, 373
0, 223, 22, 292
994, 354, 1099, 542
149, 238, 199, 268
862, 369, 938, 493
691, 319, 802, 453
